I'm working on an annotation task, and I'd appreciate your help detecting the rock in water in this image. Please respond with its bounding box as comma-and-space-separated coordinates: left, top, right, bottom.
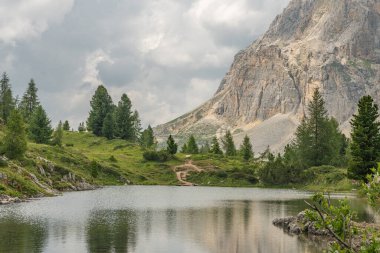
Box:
155, 0, 380, 153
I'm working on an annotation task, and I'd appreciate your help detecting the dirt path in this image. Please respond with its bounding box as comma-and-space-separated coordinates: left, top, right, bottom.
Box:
173, 160, 203, 186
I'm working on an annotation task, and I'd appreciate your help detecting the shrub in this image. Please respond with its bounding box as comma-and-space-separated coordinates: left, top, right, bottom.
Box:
143, 150, 171, 162
65, 143, 74, 147
109, 155, 117, 162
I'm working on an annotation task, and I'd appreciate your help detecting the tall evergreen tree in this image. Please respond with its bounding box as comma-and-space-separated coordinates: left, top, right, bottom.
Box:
294, 89, 344, 167
181, 143, 188, 153
52, 121, 64, 147
0, 72, 15, 123
115, 94, 134, 140
210, 136, 223, 155
63, 120, 70, 131
222, 130, 236, 156
140, 125, 155, 149
28, 105, 53, 144
349, 96, 380, 181
87, 85, 114, 136
240, 135, 253, 161
3, 110, 27, 159
186, 135, 199, 154
102, 113, 115, 140
166, 135, 178, 155
19, 79, 39, 122
200, 141, 211, 154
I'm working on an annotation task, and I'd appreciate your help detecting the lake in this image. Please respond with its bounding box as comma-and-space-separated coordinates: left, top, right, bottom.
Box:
0, 186, 375, 253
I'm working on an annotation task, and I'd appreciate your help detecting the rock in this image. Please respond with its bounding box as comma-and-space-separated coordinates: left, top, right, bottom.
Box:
155, 0, 380, 153
0, 194, 20, 205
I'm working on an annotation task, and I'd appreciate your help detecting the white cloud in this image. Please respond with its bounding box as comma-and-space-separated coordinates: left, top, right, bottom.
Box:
82, 49, 114, 88
0, 0, 74, 44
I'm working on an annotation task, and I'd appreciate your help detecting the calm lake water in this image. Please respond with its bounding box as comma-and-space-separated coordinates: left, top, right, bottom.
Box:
0, 186, 375, 253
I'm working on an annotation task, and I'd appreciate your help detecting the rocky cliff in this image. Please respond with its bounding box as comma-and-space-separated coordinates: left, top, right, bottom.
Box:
155, 0, 380, 152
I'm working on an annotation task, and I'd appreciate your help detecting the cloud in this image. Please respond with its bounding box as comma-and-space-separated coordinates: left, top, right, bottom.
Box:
0, 0, 291, 128
0, 0, 75, 44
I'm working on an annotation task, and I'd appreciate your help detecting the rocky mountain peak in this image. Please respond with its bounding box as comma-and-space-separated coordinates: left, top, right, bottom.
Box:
155, 0, 380, 153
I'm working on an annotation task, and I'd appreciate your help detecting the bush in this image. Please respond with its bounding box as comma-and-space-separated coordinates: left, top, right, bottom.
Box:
65, 143, 74, 147
0, 159, 8, 167
89, 160, 102, 178
109, 155, 117, 162
143, 150, 171, 162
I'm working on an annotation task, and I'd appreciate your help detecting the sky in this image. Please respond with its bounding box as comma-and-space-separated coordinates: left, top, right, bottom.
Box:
0, 0, 290, 129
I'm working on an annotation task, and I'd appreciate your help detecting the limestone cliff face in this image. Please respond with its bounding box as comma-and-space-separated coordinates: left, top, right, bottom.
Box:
155, 0, 380, 152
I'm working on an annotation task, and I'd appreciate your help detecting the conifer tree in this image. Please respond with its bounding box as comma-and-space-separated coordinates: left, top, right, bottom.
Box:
0, 72, 15, 123
222, 130, 236, 156
140, 125, 155, 149
294, 89, 344, 167
63, 120, 70, 131
102, 113, 115, 140
19, 79, 39, 122
78, 122, 86, 132
166, 135, 178, 155
87, 85, 114, 136
52, 121, 63, 147
115, 94, 133, 140
181, 143, 188, 153
210, 136, 223, 155
240, 135, 253, 161
349, 96, 380, 181
28, 105, 53, 144
3, 110, 27, 159
131, 110, 142, 142
186, 135, 199, 154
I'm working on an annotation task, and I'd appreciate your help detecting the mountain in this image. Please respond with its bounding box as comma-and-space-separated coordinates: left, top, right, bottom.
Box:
155, 0, 380, 153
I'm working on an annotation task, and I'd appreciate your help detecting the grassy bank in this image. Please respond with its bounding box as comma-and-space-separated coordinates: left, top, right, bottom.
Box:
0, 131, 357, 198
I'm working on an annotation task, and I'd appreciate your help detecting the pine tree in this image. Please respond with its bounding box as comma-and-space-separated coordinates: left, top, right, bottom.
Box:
131, 110, 142, 142
0, 72, 15, 123
349, 96, 380, 181
63, 120, 70, 131
166, 135, 178, 155
210, 136, 223, 155
115, 94, 134, 140
222, 130, 236, 156
181, 143, 188, 153
28, 105, 53, 144
19, 79, 39, 122
52, 121, 64, 147
3, 110, 27, 159
186, 135, 199, 154
140, 125, 155, 149
294, 89, 344, 167
102, 113, 115, 140
240, 135, 253, 161
87, 85, 114, 136
78, 122, 86, 132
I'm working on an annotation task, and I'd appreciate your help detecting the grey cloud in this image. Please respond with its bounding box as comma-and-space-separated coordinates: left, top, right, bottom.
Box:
0, 0, 290, 128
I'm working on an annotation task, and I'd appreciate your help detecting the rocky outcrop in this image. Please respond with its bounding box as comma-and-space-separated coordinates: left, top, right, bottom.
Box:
155, 0, 380, 152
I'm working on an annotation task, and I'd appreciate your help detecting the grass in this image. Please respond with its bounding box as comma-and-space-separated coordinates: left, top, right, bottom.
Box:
0, 131, 357, 197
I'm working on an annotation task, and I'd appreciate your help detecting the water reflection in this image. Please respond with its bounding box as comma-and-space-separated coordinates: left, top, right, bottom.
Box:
86, 210, 137, 253
0, 186, 377, 253
0, 216, 47, 253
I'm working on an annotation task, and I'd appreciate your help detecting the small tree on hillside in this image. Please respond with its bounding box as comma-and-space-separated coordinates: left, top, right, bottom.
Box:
131, 110, 142, 142
87, 85, 114, 136
181, 143, 188, 153
240, 135, 253, 161
349, 96, 380, 181
166, 135, 178, 155
63, 120, 70, 131
78, 122, 86, 132
28, 105, 53, 144
52, 121, 63, 146
222, 130, 236, 156
102, 113, 115, 140
115, 93, 134, 140
3, 110, 27, 159
19, 79, 39, 122
0, 72, 15, 123
200, 141, 210, 154
210, 136, 223, 155
140, 125, 156, 149
186, 135, 199, 154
